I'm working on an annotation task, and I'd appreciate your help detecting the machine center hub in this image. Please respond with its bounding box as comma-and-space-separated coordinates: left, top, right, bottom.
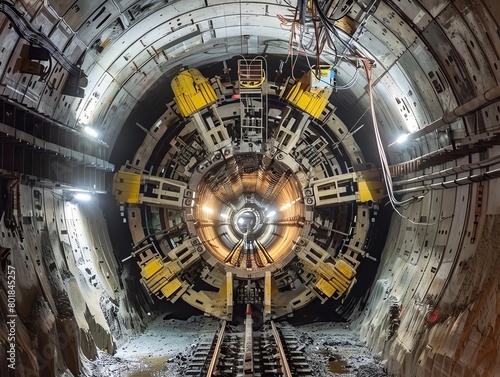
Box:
233, 207, 263, 236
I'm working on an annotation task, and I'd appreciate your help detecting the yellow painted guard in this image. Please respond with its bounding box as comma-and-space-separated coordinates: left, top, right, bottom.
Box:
335, 259, 356, 279
171, 68, 218, 117
316, 278, 336, 298
160, 278, 183, 298
357, 170, 385, 203
112, 170, 141, 203
141, 257, 163, 279
285, 70, 332, 119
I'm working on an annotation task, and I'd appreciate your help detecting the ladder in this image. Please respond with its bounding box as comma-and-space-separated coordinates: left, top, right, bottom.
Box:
238, 59, 267, 145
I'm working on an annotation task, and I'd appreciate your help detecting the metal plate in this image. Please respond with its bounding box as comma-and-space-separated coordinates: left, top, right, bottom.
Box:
52, 91, 80, 126
391, 0, 433, 32
93, 2, 202, 69
365, 13, 407, 58
0, 17, 20, 78
75, 63, 106, 124
31, 4, 60, 36
408, 39, 458, 115
77, 4, 120, 45
417, 0, 450, 18
356, 29, 398, 71
374, 73, 408, 135
48, 0, 77, 18
436, 3, 495, 94
122, 61, 164, 99
33, 62, 66, 117
101, 90, 137, 151
113, 0, 141, 12
90, 80, 121, 128
373, 1, 418, 48
49, 21, 74, 52
421, 20, 474, 105
107, 39, 156, 82
397, 50, 443, 123
455, 0, 500, 82
80, 71, 114, 127
388, 62, 430, 130
1, 42, 32, 103
62, 0, 107, 31
62, 33, 87, 65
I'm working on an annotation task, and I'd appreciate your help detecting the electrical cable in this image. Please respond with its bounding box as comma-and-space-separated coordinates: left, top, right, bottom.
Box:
314, 0, 356, 54
0, 1, 85, 78
361, 57, 452, 226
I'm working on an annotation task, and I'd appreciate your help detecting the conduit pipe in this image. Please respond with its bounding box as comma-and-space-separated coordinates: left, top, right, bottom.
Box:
393, 153, 500, 187
393, 167, 500, 194
408, 85, 500, 141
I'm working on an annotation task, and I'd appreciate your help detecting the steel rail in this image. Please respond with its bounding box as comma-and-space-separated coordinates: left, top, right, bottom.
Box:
206, 320, 227, 377
270, 321, 293, 377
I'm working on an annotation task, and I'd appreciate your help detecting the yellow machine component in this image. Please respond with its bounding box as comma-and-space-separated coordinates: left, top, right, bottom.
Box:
315, 277, 336, 298
140, 257, 182, 298
356, 169, 385, 203
285, 68, 333, 119
303, 257, 356, 300
112, 170, 141, 203
160, 278, 183, 299
335, 259, 356, 279
141, 257, 163, 279
171, 68, 218, 117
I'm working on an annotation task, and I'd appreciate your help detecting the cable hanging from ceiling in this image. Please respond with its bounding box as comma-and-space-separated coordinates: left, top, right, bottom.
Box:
278, 1, 451, 226
277, 0, 359, 87
360, 57, 453, 226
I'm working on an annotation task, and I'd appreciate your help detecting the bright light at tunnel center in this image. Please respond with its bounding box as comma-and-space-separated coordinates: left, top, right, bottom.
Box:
266, 210, 277, 218
192, 156, 306, 274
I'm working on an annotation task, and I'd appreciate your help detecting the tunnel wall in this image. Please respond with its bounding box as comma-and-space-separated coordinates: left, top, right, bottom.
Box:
0, 186, 147, 376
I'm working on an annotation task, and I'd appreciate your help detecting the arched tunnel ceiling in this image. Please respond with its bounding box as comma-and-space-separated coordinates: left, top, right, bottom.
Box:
57, 0, 499, 162
0, 0, 496, 169
0, 0, 493, 160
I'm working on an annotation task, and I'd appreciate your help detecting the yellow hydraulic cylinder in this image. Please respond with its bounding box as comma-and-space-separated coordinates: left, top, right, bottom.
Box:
171, 68, 218, 117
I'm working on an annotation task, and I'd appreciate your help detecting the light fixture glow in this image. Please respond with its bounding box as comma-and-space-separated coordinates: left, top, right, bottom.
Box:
84, 126, 99, 138
266, 211, 277, 218
74, 193, 91, 201
395, 134, 409, 144
202, 206, 213, 214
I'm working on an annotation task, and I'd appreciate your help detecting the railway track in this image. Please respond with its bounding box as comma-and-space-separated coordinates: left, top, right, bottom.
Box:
185, 305, 314, 376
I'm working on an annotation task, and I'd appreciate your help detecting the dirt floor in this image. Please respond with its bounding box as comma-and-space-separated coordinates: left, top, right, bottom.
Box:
295, 321, 387, 377
88, 315, 220, 376
89, 316, 387, 376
